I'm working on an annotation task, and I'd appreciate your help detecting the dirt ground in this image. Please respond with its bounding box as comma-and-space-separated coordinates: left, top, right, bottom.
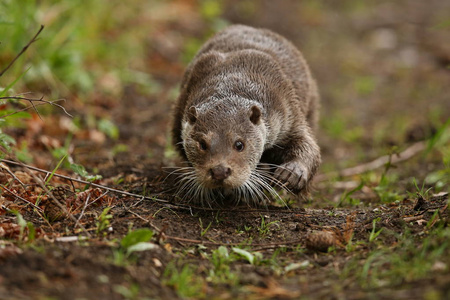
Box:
1, 1, 449, 299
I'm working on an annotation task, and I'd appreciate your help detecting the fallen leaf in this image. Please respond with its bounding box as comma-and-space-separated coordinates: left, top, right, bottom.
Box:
247, 277, 300, 299
416, 219, 427, 226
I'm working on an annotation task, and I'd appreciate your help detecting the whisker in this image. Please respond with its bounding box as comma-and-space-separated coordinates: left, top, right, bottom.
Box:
249, 173, 276, 204
256, 166, 295, 195
254, 169, 293, 207
169, 161, 297, 207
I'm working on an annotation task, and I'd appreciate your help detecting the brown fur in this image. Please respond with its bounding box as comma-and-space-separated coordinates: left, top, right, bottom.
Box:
171, 25, 321, 204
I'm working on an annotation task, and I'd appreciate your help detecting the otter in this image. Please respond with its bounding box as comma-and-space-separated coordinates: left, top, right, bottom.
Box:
171, 25, 321, 205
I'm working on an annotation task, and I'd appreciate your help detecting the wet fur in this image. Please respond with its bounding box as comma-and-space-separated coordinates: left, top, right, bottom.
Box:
171, 25, 321, 205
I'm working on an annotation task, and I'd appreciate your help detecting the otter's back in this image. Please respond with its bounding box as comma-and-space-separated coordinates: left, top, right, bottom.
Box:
196, 25, 315, 109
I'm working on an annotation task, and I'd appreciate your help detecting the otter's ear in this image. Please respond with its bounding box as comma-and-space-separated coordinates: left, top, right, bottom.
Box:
188, 106, 197, 124
249, 105, 261, 125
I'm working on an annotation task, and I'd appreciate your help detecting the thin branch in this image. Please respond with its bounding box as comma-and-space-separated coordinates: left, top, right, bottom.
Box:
0, 158, 312, 214
0, 158, 170, 204
29, 95, 43, 120
0, 25, 44, 77
315, 141, 426, 182
74, 191, 109, 229
0, 162, 27, 190
0, 184, 43, 211
23, 167, 92, 237
0, 101, 47, 119
74, 193, 91, 229
0, 97, 72, 118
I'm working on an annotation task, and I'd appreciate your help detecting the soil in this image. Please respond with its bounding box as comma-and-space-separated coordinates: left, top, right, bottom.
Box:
1, 1, 449, 299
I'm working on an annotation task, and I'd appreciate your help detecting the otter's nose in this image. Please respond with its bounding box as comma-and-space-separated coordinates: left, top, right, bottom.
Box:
210, 165, 231, 181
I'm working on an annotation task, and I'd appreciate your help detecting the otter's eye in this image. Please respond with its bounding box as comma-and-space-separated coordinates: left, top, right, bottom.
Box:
198, 140, 208, 151
234, 141, 245, 152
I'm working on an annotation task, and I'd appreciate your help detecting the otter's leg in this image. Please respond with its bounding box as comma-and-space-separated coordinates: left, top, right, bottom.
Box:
271, 130, 321, 194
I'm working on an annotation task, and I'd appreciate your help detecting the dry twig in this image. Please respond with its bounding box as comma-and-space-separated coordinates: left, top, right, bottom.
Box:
0, 96, 72, 119
0, 158, 306, 213
22, 167, 92, 237
0, 158, 170, 204
0, 25, 44, 77
0, 162, 26, 190
315, 141, 426, 182
0, 184, 43, 211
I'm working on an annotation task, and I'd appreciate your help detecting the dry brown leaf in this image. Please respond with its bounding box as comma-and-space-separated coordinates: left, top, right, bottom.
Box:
164, 243, 173, 253
0, 163, 12, 184
39, 135, 62, 149
88, 129, 106, 144
26, 113, 44, 136
342, 213, 356, 243
330, 213, 356, 248
70, 188, 113, 209
246, 277, 300, 299
416, 219, 427, 226
0, 222, 22, 239
13, 171, 33, 185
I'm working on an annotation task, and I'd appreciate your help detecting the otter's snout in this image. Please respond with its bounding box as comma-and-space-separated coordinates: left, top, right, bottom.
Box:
210, 165, 231, 181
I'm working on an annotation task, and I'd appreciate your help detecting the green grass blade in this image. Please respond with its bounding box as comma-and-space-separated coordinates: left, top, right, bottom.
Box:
0, 67, 31, 97
45, 154, 67, 185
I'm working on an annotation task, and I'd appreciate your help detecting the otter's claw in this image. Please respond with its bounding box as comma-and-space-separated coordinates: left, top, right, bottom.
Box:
274, 161, 309, 192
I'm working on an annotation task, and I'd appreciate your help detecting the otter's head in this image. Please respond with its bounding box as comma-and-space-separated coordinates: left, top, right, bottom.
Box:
181, 98, 266, 190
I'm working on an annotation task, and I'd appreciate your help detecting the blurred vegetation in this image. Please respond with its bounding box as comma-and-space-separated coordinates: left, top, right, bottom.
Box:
0, 0, 231, 99
1, 0, 159, 98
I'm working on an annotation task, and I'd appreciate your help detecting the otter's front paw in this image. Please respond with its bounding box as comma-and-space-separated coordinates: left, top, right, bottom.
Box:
274, 161, 309, 192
